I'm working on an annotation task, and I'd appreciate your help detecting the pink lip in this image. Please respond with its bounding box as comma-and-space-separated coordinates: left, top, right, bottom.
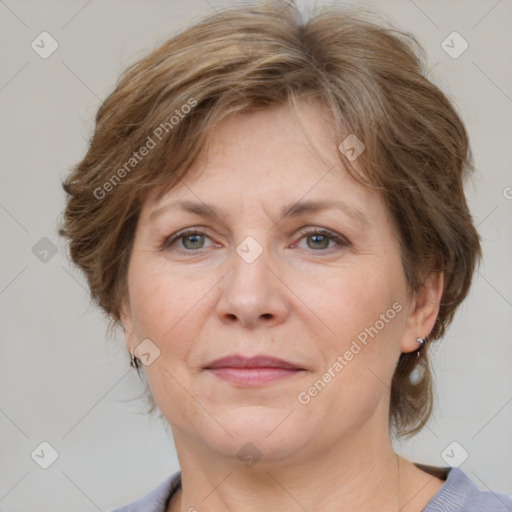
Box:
204, 354, 303, 370
204, 355, 305, 387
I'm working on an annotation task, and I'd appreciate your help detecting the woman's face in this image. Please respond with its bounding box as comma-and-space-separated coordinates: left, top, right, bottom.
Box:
121, 102, 434, 464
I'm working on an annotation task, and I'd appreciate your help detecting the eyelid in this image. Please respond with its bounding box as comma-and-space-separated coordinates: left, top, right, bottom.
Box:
160, 227, 212, 251
160, 225, 350, 252
293, 226, 350, 249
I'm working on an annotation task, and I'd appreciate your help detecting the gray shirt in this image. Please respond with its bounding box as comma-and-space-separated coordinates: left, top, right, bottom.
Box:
109, 464, 512, 511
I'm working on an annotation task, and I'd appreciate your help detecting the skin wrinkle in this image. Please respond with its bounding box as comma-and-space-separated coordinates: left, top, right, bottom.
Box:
120, 102, 445, 512
57, 5, 483, 507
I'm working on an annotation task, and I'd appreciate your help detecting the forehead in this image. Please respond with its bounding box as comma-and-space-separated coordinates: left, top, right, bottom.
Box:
140, 102, 385, 225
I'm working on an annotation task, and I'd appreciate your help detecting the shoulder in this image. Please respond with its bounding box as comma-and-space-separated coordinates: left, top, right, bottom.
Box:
423, 467, 512, 512
108, 471, 181, 512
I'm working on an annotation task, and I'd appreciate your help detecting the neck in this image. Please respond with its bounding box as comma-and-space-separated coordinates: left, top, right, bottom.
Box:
168, 418, 409, 512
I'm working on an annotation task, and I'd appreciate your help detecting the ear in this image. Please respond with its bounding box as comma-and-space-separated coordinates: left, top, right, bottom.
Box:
119, 297, 137, 353
400, 271, 444, 353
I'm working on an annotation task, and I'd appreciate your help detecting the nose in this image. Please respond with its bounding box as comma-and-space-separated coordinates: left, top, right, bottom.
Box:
215, 239, 290, 329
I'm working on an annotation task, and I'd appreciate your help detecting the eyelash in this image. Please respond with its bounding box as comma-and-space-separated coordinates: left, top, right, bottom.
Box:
160, 227, 350, 254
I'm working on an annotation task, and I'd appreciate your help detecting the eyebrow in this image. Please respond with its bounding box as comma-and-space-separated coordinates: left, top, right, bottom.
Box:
149, 199, 370, 227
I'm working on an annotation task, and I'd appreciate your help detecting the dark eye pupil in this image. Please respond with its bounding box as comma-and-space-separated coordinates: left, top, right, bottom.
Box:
308, 234, 329, 250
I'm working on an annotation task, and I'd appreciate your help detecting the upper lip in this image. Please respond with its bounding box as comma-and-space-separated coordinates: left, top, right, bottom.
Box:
204, 354, 304, 370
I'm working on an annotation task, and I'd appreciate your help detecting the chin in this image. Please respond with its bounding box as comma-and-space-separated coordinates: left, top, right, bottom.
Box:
209, 406, 309, 459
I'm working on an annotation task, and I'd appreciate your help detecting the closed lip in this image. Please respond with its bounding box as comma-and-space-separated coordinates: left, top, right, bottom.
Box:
204, 354, 304, 370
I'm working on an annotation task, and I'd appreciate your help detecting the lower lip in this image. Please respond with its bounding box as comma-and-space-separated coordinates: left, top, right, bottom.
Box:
206, 367, 304, 386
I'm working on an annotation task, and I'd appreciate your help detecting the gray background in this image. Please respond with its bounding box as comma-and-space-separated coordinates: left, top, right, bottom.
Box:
0, 0, 511, 510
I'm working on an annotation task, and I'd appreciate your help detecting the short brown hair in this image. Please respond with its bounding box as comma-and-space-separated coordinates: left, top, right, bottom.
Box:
59, 0, 481, 438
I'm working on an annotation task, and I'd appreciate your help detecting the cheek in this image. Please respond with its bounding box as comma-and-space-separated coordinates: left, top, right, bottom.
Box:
127, 258, 184, 352
127, 255, 219, 364
300, 263, 406, 412
295, 259, 405, 344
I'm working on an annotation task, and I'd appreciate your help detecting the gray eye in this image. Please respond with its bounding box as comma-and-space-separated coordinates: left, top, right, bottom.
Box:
305, 234, 331, 250
181, 233, 206, 250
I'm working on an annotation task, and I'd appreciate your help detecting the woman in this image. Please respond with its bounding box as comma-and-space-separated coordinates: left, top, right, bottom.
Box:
59, 1, 512, 511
